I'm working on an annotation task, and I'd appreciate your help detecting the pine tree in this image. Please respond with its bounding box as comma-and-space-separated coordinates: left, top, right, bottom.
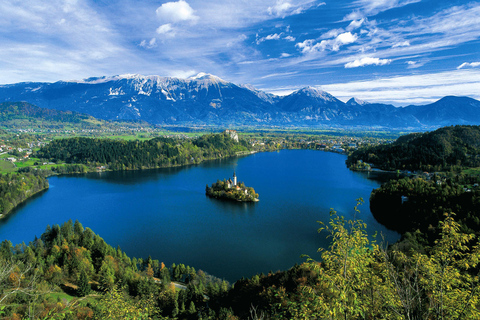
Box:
77, 270, 91, 297
188, 301, 196, 314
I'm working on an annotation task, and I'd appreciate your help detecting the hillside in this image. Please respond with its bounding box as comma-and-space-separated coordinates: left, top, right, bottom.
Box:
0, 101, 155, 132
347, 125, 480, 172
1, 74, 480, 129
2, 211, 480, 319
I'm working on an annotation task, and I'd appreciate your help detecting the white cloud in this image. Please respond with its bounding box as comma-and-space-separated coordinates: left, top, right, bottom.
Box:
140, 38, 157, 49
344, 11, 364, 21
0, 0, 137, 84
268, 0, 322, 18
457, 62, 480, 69
320, 28, 345, 39
297, 32, 358, 53
346, 18, 365, 31
226, 34, 248, 47
257, 32, 291, 44
337, 32, 357, 44
268, 0, 293, 17
265, 33, 282, 40
349, 0, 422, 18
167, 69, 197, 79
405, 60, 423, 69
320, 69, 480, 105
392, 41, 410, 48
280, 53, 292, 58
156, 23, 176, 38
156, 0, 198, 23
344, 57, 392, 68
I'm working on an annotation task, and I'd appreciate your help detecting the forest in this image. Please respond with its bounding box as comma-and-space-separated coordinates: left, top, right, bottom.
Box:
0, 172, 49, 216
347, 125, 480, 172
36, 132, 252, 171
370, 176, 480, 236
0, 220, 232, 319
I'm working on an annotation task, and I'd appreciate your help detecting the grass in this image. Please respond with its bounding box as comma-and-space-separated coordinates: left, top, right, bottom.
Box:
462, 167, 480, 177
47, 292, 75, 303
0, 160, 16, 173
14, 157, 40, 168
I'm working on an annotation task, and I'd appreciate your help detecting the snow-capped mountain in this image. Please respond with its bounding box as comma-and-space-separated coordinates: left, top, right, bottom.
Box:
0, 73, 479, 129
346, 97, 368, 106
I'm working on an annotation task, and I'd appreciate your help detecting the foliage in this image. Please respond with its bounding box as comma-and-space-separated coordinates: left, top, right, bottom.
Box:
370, 176, 480, 235
347, 125, 480, 172
0, 171, 49, 215
93, 285, 160, 320
267, 209, 480, 319
36, 132, 252, 171
219, 204, 480, 320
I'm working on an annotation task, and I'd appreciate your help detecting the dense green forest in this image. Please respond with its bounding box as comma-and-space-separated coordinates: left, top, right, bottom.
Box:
36, 132, 252, 171
0, 172, 49, 216
370, 176, 480, 235
2, 207, 480, 319
347, 125, 480, 172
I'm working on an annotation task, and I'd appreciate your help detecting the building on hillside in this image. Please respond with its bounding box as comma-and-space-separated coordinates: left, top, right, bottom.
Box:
224, 129, 239, 142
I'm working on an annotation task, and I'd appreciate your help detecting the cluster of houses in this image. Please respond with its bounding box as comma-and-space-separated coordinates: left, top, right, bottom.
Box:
1, 143, 36, 163
250, 135, 392, 154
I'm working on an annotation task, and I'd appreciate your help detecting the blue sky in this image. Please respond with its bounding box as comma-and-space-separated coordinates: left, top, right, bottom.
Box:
1, 0, 479, 105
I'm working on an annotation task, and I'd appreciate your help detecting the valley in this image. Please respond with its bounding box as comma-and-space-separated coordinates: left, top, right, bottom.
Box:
1, 80, 480, 320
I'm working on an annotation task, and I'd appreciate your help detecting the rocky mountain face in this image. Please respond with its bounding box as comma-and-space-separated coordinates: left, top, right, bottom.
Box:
0, 73, 479, 129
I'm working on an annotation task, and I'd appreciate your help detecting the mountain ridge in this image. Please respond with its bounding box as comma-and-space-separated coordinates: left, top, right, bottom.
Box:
0, 73, 479, 129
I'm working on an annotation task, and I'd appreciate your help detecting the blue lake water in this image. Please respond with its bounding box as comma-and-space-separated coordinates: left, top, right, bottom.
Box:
0, 150, 399, 282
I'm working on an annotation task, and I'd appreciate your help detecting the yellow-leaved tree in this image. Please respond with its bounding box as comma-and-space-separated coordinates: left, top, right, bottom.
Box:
272, 201, 480, 320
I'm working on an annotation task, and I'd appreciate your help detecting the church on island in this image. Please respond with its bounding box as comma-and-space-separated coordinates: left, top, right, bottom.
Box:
206, 171, 259, 202
226, 171, 238, 189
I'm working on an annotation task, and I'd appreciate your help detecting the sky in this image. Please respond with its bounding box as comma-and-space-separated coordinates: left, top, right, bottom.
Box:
1, 0, 479, 105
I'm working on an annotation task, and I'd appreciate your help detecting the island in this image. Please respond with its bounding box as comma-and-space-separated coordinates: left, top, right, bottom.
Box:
206, 171, 259, 202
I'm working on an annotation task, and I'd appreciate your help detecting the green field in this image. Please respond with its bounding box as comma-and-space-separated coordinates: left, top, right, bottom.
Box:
463, 167, 480, 177
0, 159, 16, 173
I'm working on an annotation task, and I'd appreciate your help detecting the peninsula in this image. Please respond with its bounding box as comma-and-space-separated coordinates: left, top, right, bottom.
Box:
206, 171, 259, 202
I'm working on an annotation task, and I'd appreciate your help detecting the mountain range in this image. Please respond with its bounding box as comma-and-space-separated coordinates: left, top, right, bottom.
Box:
1, 73, 479, 129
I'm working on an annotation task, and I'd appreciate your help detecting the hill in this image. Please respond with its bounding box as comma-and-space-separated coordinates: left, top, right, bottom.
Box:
1, 74, 480, 129
347, 125, 480, 172
0, 101, 155, 132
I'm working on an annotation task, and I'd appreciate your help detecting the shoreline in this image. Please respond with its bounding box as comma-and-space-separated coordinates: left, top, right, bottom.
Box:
0, 184, 49, 220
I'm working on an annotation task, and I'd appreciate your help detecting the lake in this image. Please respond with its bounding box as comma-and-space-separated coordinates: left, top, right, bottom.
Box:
0, 150, 399, 282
